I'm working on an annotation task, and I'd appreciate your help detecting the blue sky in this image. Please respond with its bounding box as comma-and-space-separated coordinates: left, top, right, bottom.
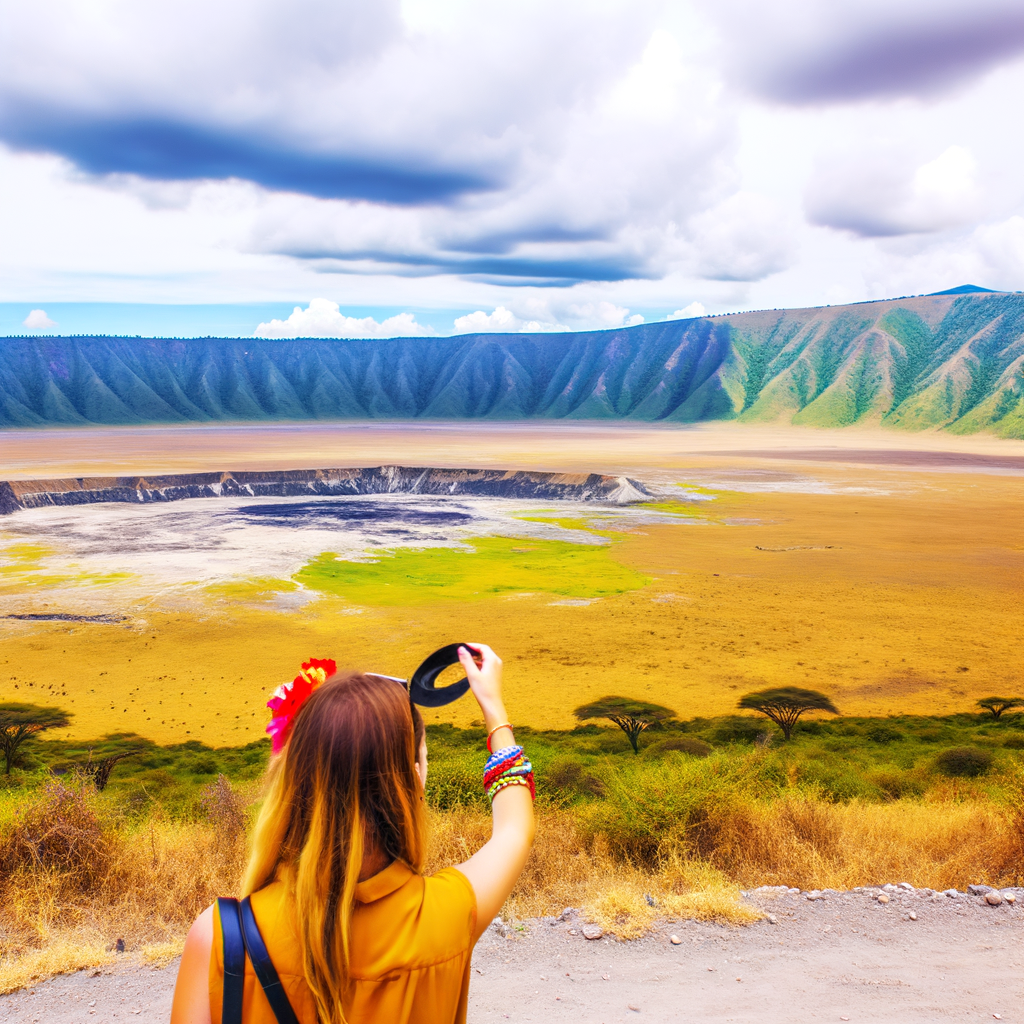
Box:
2, 0, 1024, 338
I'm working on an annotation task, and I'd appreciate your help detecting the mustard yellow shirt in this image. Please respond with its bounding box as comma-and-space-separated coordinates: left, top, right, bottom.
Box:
210, 862, 478, 1024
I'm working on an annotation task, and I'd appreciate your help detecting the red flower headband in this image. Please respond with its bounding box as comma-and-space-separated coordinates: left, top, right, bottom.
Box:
266, 657, 336, 753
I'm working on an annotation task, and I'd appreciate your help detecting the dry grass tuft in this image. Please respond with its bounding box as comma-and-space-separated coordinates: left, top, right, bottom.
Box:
427, 808, 758, 937
0, 938, 115, 996
0, 778, 248, 994
138, 940, 187, 968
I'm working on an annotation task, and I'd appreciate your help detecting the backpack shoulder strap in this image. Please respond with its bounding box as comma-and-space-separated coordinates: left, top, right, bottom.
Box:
239, 895, 301, 1024
217, 897, 245, 1024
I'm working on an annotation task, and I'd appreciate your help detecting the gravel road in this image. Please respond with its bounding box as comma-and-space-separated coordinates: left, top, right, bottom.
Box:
3, 885, 1021, 1023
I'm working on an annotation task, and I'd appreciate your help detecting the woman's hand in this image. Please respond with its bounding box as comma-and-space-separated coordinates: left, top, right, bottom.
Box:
453, 643, 535, 941
457, 644, 507, 731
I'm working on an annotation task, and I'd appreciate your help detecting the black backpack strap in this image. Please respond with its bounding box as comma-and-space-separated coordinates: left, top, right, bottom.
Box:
217, 898, 245, 1024
239, 895, 301, 1024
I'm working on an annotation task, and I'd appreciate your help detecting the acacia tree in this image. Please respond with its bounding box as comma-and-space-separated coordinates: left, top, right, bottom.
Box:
976, 696, 1024, 720
0, 703, 71, 774
737, 687, 838, 740
573, 696, 676, 754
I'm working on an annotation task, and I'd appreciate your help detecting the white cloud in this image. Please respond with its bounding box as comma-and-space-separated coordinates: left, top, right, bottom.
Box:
254, 299, 431, 338
806, 145, 981, 237
453, 307, 519, 333
22, 308, 57, 329
565, 301, 643, 327
2, 2, 1024, 321
454, 299, 644, 334
666, 302, 706, 320
689, 192, 796, 281
453, 306, 570, 333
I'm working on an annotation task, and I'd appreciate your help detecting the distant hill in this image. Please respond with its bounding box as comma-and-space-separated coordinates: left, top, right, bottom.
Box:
1, 290, 1022, 436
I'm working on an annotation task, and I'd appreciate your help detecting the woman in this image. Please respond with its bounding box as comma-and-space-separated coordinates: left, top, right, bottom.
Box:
170, 643, 535, 1024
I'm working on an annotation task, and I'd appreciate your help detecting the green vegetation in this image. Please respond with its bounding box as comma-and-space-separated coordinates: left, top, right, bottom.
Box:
295, 535, 649, 606
0, 704, 72, 774
5, 709, 1022, 817
573, 696, 678, 754
936, 746, 994, 778
737, 687, 839, 740
976, 696, 1024, 720
5, 294, 1024, 436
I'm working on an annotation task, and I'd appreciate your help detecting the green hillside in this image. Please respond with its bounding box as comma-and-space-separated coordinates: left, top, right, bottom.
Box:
1, 290, 1022, 436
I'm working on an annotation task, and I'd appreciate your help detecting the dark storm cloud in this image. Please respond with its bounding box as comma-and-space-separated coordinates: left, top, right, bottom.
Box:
0, 106, 496, 204
753, 9, 1024, 103
297, 248, 652, 286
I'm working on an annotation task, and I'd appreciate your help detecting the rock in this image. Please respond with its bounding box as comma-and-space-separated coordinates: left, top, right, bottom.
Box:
767, 914, 778, 925
898, 883, 915, 891
491, 918, 510, 938
877, 894, 890, 904
582, 924, 604, 940
628, 1005, 640, 1013
908, 912, 917, 921
787, 887, 800, 894
968, 884, 994, 895
670, 935, 682, 945
558, 907, 576, 922
944, 889, 959, 898
806, 891, 823, 901
1003, 892, 1016, 904
883, 884, 898, 892
568, 928, 578, 936
985, 892, 1004, 906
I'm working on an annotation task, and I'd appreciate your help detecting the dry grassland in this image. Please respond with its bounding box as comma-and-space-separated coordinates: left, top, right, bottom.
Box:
1, 467, 1022, 741
3, 773, 1022, 992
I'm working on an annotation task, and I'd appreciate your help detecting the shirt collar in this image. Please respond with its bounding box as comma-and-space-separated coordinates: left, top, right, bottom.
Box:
354, 860, 414, 904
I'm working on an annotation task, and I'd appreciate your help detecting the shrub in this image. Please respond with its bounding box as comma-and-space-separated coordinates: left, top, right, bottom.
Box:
797, 757, 875, 802
578, 752, 785, 866
199, 776, 246, 848
867, 725, 903, 744
426, 751, 488, 810
710, 717, 764, 744
0, 780, 108, 890
936, 747, 993, 778
1003, 734, 1024, 750
651, 737, 712, 758
867, 767, 925, 801
544, 756, 607, 798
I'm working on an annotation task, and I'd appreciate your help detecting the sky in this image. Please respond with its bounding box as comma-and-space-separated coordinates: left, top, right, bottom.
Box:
2, 0, 1024, 338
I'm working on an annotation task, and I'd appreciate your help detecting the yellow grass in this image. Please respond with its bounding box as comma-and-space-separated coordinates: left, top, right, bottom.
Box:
2, 776, 1022, 993
2, 468, 1023, 743
0, 939, 116, 995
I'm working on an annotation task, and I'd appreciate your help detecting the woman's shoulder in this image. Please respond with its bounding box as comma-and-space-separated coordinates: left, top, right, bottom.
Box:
423, 866, 476, 917
349, 865, 476, 974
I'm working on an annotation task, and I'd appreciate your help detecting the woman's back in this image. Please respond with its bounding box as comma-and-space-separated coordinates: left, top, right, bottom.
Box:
172, 646, 534, 1024
209, 864, 477, 1024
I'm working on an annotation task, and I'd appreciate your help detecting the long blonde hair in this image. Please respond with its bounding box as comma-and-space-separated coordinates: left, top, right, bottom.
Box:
242, 672, 426, 1023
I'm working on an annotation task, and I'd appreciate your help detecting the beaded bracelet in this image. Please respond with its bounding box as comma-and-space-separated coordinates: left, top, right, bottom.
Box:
483, 744, 536, 801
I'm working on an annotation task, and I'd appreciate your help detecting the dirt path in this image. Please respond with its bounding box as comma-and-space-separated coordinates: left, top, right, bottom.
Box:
3, 887, 1022, 1023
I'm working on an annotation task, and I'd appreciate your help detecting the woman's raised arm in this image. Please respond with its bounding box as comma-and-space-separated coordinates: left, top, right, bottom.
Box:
452, 644, 536, 942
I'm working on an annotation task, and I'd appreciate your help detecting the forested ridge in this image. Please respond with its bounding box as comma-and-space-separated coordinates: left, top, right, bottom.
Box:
2, 291, 1023, 436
